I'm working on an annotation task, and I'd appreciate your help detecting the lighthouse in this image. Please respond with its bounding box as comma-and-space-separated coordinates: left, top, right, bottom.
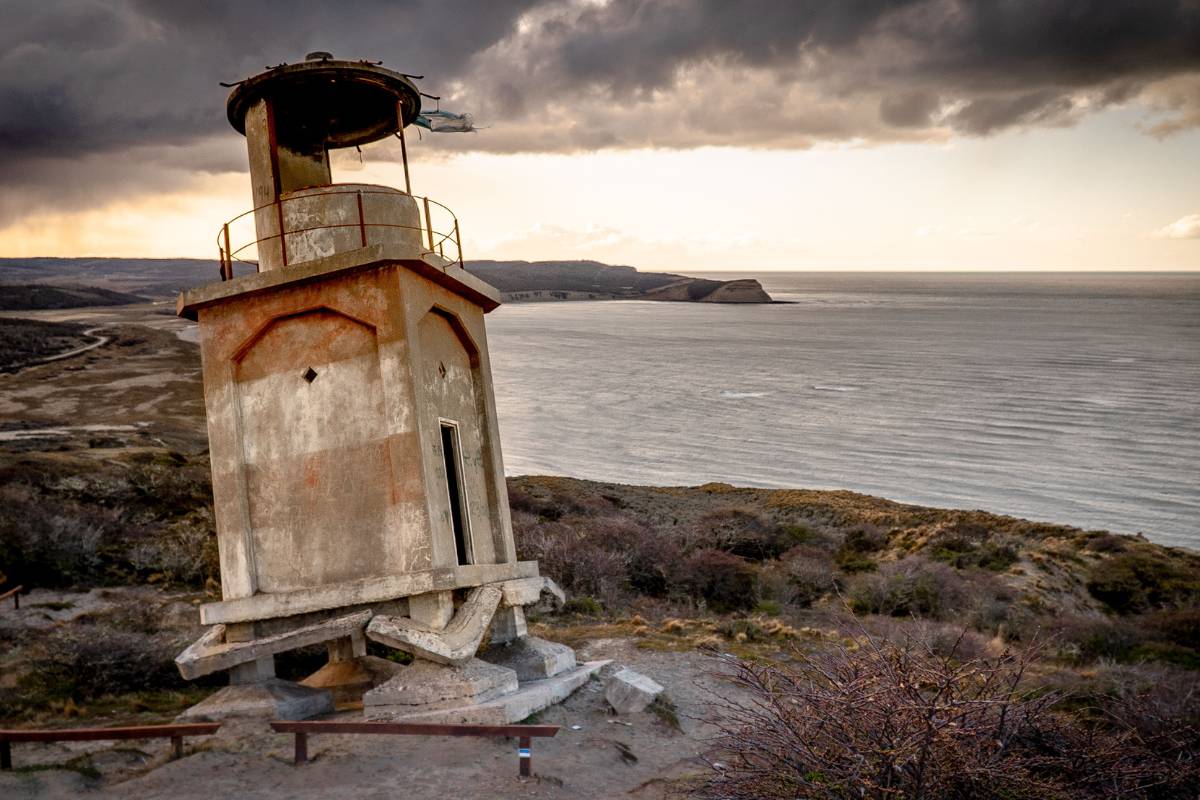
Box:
175, 53, 598, 721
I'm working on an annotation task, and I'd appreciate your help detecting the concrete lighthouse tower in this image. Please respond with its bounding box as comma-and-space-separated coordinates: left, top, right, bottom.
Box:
175, 53, 599, 721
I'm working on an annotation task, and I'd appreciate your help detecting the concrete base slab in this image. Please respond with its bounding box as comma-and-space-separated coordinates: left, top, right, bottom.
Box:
363, 658, 519, 716
368, 660, 610, 725
300, 655, 404, 709
482, 636, 576, 681
177, 678, 333, 721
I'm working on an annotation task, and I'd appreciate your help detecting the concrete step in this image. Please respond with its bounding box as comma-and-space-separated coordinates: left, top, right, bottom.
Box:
365, 660, 610, 725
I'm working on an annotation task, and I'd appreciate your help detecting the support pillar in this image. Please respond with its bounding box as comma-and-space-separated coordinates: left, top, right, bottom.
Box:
409, 590, 455, 630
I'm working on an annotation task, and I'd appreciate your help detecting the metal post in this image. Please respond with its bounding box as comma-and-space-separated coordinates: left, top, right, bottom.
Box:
171, 735, 183, 760
1, 740, 10, 770
397, 102, 412, 195
453, 220, 463, 268
222, 224, 232, 281
275, 199, 288, 267
12, 590, 18, 610
356, 191, 367, 248
518, 736, 531, 777
294, 732, 308, 765
423, 197, 435, 252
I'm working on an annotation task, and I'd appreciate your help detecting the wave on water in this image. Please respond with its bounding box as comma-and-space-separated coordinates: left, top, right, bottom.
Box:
720, 390, 769, 399
811, 384, 862, 392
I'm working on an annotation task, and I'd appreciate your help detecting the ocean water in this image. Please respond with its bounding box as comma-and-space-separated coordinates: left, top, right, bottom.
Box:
485, 272, 1200, 550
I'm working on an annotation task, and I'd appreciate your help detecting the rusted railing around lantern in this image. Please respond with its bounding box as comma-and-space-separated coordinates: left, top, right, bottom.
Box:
215, 186, 464, 282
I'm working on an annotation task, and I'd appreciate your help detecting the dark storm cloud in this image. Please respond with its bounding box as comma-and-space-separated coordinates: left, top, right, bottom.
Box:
451, 0, 1200, 141
1, 0, 1199, 219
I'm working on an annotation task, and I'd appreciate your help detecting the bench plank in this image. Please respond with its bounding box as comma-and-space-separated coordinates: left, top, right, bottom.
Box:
0, 723, 220, 770
269, 720, 559, 774
269, 721, 558, 737
0, 723, 221, 743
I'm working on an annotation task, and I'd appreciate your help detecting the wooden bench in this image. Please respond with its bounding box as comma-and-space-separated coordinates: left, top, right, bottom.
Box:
269, 721, 560, 776
0, 585, 23, 610
0, 723, 221, 770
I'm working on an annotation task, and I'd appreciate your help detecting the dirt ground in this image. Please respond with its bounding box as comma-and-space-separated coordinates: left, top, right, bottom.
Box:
0, 303, 205, 452
0, 636, 727, 799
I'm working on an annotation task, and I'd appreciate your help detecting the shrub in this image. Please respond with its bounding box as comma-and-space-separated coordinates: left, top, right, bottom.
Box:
753, 599, 782, 616
1083, 532, 1129, 553
695, 634, 1200, 800
847, 557, 964, 619
1086, 551, 1200, 613
927, 532, 1019, 571
1051, 615, 1143, 663
0, 483, 112, 587
677, 549, 759, 612
513, 515, 634, 607
1143, 608, 1200, 650
692, 509, 808, 561
19, 626, 181, 703
834, 524, 886, 573
785, 553, 837, 607
563, 596, 603, 616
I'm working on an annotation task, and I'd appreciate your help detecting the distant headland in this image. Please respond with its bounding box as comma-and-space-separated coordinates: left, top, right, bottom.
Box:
465, 260, 773, 304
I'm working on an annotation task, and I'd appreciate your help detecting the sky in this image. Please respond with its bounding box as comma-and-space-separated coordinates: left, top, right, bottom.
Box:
1, 0, 1199, 271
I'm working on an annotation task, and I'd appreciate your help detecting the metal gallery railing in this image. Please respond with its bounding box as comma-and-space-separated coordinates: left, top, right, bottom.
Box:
215, 186, 463, 281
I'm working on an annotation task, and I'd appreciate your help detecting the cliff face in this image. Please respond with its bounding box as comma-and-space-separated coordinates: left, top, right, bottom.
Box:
640, 277, 773, 304
464, 260, 773, 304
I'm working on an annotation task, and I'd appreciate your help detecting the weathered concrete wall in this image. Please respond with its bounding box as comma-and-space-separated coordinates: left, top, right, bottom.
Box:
417, 310, 491, 566
236, 309, 392, 592
399, 269, 515, 568
278, 185, 422, 268
191, 254, 518, 618
198, 265, 432, 600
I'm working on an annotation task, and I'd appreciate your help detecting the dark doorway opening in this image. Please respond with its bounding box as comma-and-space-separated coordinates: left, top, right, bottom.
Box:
440, 421, 471, 565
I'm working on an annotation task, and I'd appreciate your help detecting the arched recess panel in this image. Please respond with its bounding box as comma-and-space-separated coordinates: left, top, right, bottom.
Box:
234, 307, 393, 592
417, 307, 495, 564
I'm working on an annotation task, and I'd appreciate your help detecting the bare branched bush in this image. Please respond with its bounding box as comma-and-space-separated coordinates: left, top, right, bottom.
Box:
696, 633, 1200, 799
847, 556, 966, 618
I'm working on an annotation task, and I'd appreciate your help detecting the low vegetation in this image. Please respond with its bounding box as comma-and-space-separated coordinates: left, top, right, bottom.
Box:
1, 457, 1197, 793
0, 318, 91, 372
695, 632, 1199, 799
0, 284, 145, 311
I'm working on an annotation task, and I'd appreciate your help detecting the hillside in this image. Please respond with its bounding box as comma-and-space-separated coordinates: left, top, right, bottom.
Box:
0, 257, 772, 303
0, 284, 146, 310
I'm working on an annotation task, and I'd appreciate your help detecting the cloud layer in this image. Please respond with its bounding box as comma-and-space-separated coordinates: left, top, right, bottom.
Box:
2, 0, 1199, 222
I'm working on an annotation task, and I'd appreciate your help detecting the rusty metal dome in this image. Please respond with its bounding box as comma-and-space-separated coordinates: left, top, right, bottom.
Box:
226, 54, 422, 149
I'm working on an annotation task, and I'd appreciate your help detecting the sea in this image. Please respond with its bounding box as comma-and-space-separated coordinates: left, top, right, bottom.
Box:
485, 272, 1200, 550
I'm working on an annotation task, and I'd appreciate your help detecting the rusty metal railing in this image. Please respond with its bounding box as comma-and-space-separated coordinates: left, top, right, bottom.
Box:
215, 186, 463, 282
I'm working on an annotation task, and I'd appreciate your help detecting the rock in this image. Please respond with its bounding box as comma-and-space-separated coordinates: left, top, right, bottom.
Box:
604, 668, 664, 714
482, 636, 576, 681
598, 661, 624, 680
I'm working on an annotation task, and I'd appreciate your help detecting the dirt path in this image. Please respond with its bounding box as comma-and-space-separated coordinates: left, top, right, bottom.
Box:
21, 326, 111, 369
0, 639, 726, 800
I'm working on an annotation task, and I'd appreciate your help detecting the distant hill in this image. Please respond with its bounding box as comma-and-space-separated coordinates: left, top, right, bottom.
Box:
0, 258, 236, 298
0, 257, 771, 304
0, 283, 146, 310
